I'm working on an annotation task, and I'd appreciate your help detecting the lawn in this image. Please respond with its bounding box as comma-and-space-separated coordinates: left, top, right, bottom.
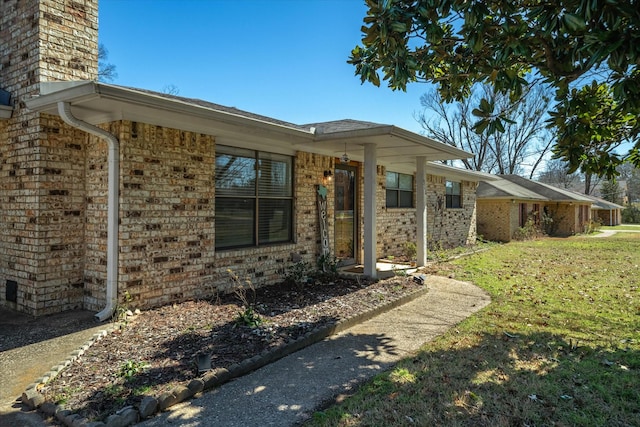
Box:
306, 234, 640, 426
601, 224, 640, 231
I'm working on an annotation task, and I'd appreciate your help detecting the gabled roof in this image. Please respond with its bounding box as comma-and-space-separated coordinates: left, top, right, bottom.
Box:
477, 177, 546, 201
581, 193, 625, 210
25, 81, 473, 170
499, 175, 593, 203
477, 174, 598, 203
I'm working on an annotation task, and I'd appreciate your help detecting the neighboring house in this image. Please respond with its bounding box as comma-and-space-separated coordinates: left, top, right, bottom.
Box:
585, 195, 624, 226
0, 0, 476, 317
477, 175, 594, 242
476, 177, 547, 242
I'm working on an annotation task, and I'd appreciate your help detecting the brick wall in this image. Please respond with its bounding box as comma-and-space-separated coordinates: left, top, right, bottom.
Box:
427, 175, 477, 248
544, 202, 589, 236
376, 167, 478, 259
477, 199, 515, 242
209, 152, 334, 300
0, 0, 98, 315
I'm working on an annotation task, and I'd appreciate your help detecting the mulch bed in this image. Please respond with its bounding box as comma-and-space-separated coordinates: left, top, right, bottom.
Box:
40, 274, 423, 421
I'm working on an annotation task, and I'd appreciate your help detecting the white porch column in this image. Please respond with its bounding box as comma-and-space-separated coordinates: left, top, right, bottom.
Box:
363, 143, 377, 278
416, 156, 427, 266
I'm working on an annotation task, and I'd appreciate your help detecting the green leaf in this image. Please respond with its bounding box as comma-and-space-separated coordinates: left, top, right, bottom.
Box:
562, 13, 587, 32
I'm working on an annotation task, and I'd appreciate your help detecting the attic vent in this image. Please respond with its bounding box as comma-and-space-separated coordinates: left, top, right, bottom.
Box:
0, 89, 10, 106
6, 280, 17, 303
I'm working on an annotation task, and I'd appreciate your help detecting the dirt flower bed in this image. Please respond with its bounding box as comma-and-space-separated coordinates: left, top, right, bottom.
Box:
40, 274, 423, 421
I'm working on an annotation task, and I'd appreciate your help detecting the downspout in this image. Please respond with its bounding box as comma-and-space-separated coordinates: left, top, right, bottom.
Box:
57, 102, 119, 322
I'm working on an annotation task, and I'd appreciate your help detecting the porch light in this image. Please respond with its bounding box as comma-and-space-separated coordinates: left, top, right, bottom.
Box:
340, 142, 350, 164
323, 170, 333, 185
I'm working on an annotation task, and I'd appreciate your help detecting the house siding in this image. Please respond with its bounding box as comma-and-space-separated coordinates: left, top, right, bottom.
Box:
593, 208, 620, 226
544, 203, 580, 236
377, 168, 478, 258
477, 200, 515, 242
427, 175, 477, 248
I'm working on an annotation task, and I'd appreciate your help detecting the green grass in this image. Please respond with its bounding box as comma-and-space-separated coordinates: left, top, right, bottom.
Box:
305, 235, 640, 426
602, 224, 640, 231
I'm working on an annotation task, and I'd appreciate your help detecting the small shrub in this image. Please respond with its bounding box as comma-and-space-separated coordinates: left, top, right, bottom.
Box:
513, 218, 545, 241
235, 306, 262, 328
114, 290, 133, 324
404, 241, 417, 261
428, 240, 448, 262
317, 253, 340, 279
118, 359, 148, 379
285, 260, 312, 290
583, 219, 601, 234
228, 269, 262, 328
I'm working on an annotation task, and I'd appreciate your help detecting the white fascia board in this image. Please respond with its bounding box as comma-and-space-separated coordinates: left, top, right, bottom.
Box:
27, 81, 314, 142
426, 162, 498, 182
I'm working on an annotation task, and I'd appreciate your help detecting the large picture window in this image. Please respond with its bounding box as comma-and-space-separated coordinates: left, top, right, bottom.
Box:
445, 181, 462, 209
215, 146, 293, 249
386, 171, 413, 208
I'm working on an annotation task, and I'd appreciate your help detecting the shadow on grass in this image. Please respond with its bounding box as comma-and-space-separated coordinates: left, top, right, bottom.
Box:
309, 331, 639, 427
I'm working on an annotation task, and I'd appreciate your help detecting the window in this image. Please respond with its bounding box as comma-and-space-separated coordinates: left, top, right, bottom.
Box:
445, 181, 462, 208
215, 146, 293, 249
386, 172, 413, 208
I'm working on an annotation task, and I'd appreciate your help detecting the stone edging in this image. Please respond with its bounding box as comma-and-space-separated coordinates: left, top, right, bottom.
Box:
23, 279, 429, 427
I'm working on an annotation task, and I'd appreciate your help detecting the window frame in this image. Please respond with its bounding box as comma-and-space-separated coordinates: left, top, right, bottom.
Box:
445, 180, 462, 209
214, 145, 294, 250
385, 171, 414, 208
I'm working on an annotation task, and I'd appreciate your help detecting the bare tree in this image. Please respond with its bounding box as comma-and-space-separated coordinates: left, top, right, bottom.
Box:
162, 84, 180, 95
416, 83, 554, 179
537, 157, 604, 195
98, 44, 117, 82
537, 158, 580, 188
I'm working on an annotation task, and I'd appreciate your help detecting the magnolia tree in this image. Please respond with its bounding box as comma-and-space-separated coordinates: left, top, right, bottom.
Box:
349, 0, 640, 178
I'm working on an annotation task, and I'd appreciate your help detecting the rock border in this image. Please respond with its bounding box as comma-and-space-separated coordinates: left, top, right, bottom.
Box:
23, 275, 429, 427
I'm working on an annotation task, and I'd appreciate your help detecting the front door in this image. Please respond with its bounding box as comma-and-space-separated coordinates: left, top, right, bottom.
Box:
334, 165, 357, 265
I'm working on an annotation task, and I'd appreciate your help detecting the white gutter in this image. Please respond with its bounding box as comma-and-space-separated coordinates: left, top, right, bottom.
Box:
57, 102, 119, 322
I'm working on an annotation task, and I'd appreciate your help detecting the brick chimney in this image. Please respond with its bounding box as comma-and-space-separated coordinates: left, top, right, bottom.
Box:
0, 0, 99, 315
0, 0, 98, 98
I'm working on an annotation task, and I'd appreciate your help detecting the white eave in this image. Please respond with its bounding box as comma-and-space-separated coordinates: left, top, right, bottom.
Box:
25, 81, 313, 146
25, 81, 474, 167
297, 124, 473, 170
426, 162, 499, 182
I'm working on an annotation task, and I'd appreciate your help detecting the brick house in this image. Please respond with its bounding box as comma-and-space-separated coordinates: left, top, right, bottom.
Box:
586, 195, 624, 226
1, 0, 485, 318
477, 175, 594, 242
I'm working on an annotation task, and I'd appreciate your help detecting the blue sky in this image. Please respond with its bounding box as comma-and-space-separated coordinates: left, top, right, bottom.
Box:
98, 0, 431, 134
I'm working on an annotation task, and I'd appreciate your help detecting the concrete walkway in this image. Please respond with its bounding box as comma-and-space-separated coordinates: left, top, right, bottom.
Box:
589, 227, 640, 238
0, 275, 490, 427
0, 309, 112, 426
138, 276, 490, 427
